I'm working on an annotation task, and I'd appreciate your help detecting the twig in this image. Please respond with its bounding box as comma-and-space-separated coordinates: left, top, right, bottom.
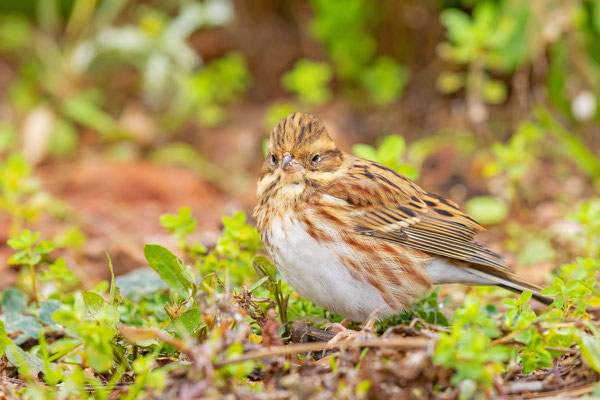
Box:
119, 326, 196, 362
507, 382, 596, 399
214, 336, 431, 367
408, 318, 450, 333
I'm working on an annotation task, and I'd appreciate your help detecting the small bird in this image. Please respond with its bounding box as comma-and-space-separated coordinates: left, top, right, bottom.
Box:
254, 112, 551, 333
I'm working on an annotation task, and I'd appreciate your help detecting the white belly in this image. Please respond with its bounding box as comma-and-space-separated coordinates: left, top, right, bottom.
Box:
264, 214, 393, 322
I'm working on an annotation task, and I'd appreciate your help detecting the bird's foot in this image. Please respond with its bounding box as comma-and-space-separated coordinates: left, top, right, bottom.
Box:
324, 317, 376, 351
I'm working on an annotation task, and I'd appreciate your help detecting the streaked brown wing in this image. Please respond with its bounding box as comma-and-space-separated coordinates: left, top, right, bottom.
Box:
326, 156, 509, 272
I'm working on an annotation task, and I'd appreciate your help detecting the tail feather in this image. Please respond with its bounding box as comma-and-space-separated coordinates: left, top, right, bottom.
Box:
425, 258, 553, 305
464, 267, 553, 306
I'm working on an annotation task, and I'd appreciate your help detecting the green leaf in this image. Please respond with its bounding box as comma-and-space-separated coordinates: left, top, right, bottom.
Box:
249, 276, 269, 291
115, 268, 167, 300
440, 8, 472, 43
5, 312, 42, 345
1, 287, 26, 312
62, 95, 123, 139
352, 144, 378, 161
81, 291, 120, 333
565, 280, 579, 292
106, 253, 122, 306
355, 379, 372, 395
579, 333, 600, 373
166, 308, 204, 337
360, 56, 409, 105
47, 257, 78, 289
51, 308, 79, 329
222, 342, 255, 378
553, 277, 564, 290
554, 296, 564, 309
436, 71, 465, 94
482, 79, 507, 104
83, 325, 115, 373
35, 240, 54, 254
465, 195, 509, 225
7, 230, 38, 250
281, 59, 332, 105
0, 320, 13, 357
501, 298, 516, 307
377, 135, 406, 162
540, 287, 556, 296
159, 206, 197, 238
253, 256, 277, 282
39, 300, 63, 329
5, 345, 45, 375
144, 244, 193, 300
520, 291, 532, 304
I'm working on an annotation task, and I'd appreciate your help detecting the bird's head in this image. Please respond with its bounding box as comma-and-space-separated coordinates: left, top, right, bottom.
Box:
257, 112, 344, 204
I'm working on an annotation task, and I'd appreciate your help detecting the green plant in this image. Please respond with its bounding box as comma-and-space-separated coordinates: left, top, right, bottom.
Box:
7, 229, 54, 306
307, 0, 409, 104
433, 298, 509, 398
160, 206, 207, 257
570, 200, 600, 259
178, 51, 251, 126
437, 1, 524, 122
0, 154, 45, 234
464, 195, 509, 226
378, 287, 450, 330
309, 0, 375, 81
438, 0, 600, 126
252, 256, 290, 329
0, 0, 244, 164
359, 56, 409, 106
541, 278, 596, 318
483, 121, 545, 200
353, 134, 418, 179
0, 211, 271, 398
502, 291, 536, 329
281, 59, 333, 105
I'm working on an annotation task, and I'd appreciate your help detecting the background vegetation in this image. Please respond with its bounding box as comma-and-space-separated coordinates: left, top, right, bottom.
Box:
0, 0, 600, 398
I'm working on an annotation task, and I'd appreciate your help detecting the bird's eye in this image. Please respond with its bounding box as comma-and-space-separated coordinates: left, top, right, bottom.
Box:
312, 154, 320, 163
270, 154, 277, 164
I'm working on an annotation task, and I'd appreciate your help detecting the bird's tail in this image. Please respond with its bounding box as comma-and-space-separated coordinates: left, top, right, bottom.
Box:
464, 266, 553, 306
426, 259, 553, 305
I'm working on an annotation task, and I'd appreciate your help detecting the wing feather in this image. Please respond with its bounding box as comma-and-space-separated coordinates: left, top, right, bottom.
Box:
326, 155, 509, 272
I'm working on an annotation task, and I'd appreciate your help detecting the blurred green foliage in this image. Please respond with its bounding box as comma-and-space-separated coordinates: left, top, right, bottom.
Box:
434, 298, 509, 396
353, 135, 418, 180
0, 0, 247, 163
282, 59, 333, 105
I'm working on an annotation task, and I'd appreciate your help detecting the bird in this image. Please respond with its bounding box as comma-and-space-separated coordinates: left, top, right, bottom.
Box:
253, 112, 551, 336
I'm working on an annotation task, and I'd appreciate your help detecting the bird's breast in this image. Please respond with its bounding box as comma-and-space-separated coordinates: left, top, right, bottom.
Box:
261, 212, 396, 322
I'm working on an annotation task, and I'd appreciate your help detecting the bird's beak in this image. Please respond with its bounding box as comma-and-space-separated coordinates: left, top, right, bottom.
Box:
281, 153, 302, 174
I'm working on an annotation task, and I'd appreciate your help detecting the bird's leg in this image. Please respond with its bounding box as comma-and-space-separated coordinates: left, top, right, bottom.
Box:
324, 314, 378, 350
324, 318, 352, 333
